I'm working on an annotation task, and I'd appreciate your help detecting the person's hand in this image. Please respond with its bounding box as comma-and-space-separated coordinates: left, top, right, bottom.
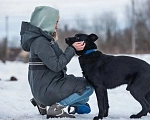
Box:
72, 41, 85, 51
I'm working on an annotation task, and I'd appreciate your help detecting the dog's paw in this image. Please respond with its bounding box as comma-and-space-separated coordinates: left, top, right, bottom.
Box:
93, 116, 99, 120
130, 114, 141, 119
130, 114, 137, 118
103, 111, 108, 117
93, 116, 103, 120
103, 109, 109, 117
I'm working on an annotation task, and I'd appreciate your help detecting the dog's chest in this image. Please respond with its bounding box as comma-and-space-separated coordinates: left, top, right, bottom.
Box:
79, 57, 101, 85
79, 56, 98, 73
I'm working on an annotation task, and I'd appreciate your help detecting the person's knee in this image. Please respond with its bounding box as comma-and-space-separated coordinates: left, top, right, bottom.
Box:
84, 98, 89, 103
85, 86, 94, 96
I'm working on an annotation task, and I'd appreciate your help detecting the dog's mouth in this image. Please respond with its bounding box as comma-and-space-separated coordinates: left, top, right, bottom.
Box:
65, 36, 84, 46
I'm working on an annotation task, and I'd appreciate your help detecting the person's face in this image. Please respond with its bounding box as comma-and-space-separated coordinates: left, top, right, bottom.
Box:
55, 16, 59, 29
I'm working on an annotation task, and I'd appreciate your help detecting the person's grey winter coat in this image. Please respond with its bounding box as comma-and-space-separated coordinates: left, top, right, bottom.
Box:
20, 6, 90, 106
20, 22, 89, 106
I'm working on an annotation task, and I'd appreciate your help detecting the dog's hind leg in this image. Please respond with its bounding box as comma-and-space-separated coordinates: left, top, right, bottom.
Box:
129, 87, 150, 118
145, 91, 150, 113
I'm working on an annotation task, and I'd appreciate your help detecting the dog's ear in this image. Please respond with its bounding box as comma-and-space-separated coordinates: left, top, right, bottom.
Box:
88, 34, 98, 42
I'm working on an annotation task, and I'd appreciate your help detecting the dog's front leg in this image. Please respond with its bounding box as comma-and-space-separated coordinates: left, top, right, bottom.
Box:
93, 85, 106, 120
103, 89, 109, 117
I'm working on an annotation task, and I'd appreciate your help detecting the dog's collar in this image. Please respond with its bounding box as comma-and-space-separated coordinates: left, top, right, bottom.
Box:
85, 49, 97, 55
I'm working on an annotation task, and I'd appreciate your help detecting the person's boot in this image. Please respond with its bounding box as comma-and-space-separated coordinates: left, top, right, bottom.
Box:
30, 98, 47, 115
47, 103, 75, 119
68, 103, 91, 114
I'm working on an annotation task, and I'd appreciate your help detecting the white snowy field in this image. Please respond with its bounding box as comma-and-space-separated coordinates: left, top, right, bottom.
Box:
0, 54, 150, 120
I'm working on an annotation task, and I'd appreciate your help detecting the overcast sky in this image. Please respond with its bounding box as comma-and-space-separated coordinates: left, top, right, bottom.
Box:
0, 0, 131, 18
0, 0, 132, 41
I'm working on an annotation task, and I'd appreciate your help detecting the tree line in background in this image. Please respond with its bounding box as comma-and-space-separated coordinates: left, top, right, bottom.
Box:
0, 0, 150, 63
57, 0, 150, 54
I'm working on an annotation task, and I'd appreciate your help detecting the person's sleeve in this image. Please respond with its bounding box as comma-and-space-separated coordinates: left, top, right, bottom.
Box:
32, 39, 76, 72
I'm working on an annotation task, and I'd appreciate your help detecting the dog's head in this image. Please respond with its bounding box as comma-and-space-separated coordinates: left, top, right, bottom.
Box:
65, 33, 98, 55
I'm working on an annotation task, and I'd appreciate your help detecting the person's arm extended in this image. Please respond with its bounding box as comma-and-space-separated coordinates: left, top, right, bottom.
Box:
33, 39, 75, 72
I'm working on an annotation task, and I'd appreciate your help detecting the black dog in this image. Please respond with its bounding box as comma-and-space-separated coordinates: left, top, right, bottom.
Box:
66, 33, 150, 120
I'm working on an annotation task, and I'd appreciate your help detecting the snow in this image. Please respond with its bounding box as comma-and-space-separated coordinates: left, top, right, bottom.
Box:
0, 54, 150, 120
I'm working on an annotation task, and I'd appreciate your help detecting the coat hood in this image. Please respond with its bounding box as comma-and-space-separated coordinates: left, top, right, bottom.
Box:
30, 6, 59, 35
20, 22, 53, 52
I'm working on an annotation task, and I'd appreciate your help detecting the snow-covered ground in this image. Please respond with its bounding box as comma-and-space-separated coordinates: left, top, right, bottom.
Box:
0, 54, 150, 120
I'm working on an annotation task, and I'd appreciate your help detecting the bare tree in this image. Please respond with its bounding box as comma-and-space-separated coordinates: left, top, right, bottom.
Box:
75, 15, 90, 32
133, 0, 150, 53
131, 0, 136, 54
92, 12, 118, 42
0, 38, 7, 63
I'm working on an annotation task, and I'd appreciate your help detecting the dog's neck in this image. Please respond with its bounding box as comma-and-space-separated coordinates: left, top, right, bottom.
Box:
84, 49, 97, 55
